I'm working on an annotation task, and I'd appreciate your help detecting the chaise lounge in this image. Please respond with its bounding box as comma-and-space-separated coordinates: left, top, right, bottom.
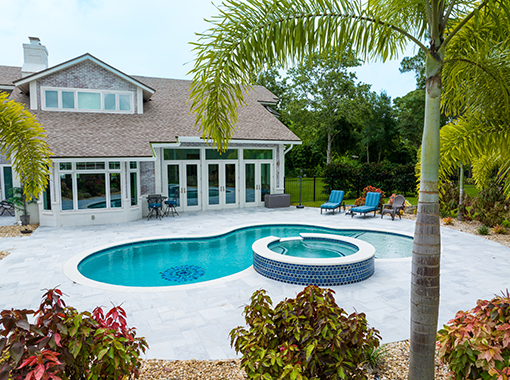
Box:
349, 192, 381, 218
381, 194, 406, 220
320, 190, 345, 214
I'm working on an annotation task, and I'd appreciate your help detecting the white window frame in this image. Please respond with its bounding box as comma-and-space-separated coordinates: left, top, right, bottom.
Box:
58, 161, 124, 212
41, 86, 134, 114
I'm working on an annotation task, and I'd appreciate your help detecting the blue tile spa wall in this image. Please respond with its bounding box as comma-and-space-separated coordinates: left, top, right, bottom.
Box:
253, 253, 374, 286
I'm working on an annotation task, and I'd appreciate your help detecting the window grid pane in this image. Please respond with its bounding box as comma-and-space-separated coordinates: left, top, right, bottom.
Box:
45, 90, 58, 108
119, 94, 131, 111
109, 162, 121, 170
77, 173, 106, 209
78, 92, 101, 110
109, 173, 122, 208
62, 92, 75, 109
60, 174, 73, 210
77, 162, 105, 170
59, 162, 72, 171
130, 172, 138, 206
104, 93, 116, 110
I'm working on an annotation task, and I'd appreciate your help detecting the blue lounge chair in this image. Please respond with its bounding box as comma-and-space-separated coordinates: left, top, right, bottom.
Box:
320, 190, 345, 214
349, 192, 381, 218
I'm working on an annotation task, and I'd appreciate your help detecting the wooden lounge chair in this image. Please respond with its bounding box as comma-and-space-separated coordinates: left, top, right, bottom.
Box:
381, 194, 406, 220
0, 200, 14, 216
320, 190, 345, 214
348, 192, 381, 218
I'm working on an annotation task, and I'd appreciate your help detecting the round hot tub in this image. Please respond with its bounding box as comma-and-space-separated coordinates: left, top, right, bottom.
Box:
252, 233, 376, 286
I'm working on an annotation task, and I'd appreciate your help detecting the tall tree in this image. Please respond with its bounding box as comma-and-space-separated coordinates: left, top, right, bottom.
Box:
283, 51, 362, 164
0, 93, 51, 200
188, 1, 508, 379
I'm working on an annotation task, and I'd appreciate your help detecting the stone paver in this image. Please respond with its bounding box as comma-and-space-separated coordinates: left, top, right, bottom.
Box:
0, 207, 509, 360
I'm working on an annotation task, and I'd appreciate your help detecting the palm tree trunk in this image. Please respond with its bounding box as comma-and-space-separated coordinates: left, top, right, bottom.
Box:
409, 58, 442, 380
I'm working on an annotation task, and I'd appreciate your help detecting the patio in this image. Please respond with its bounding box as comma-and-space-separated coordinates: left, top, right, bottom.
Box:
0, 207, 508, 360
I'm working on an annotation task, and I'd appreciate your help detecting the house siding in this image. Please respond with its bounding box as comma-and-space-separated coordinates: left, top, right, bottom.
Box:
36, 60, 138, 112
140, 161, 155, 195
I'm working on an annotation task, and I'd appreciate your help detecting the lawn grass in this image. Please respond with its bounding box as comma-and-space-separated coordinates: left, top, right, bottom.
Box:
292, 196, 419, 208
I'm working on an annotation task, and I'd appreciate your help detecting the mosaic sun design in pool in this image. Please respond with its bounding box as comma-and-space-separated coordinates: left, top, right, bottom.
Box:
160, 265, 206, 282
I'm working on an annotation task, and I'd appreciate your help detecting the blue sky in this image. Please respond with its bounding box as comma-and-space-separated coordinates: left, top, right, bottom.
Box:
0, 0, 417, 99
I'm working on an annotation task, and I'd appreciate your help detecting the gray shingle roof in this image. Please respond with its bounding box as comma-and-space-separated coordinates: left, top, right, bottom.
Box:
1, 65, 300, 158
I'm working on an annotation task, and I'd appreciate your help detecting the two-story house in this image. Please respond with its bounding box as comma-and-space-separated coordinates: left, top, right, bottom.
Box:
0, 37, 300, 227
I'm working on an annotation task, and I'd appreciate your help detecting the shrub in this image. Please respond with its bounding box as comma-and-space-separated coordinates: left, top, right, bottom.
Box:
470, 184, 510, 227
502, 220, 510, 228
442, 217, 454, 225
478, 224, 489, 235
363, 345, 389, 374
354, 186, 385, 208
437, 291, 510, 380
493, 225, 508, 234
230, 286, 381, 380
0, 288, 148, 380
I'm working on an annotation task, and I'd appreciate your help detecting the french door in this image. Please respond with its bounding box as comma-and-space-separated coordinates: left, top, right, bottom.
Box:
244, 162, 272, 207
166, 162, 201, 212
206, 162, 238, 209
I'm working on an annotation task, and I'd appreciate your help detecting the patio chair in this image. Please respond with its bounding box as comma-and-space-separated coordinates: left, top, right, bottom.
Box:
381, 195, 406, 221
320, 190, 345, 214
147, 194, 164, 220
348, 192, 381, 218
0, 200, 14, 216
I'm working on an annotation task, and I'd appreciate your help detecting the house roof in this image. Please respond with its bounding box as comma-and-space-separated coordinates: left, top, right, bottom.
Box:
1, 65, 300, 158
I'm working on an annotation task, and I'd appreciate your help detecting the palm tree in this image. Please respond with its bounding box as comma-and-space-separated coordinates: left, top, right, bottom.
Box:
188, 1, 508, 378
0, 92, 52, 200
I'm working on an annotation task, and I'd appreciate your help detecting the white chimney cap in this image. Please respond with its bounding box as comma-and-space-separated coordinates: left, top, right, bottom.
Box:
28, 37, 41, 45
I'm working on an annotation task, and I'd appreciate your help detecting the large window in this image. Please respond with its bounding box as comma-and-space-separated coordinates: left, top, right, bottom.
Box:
59, 161, 123, 211
243, 149, 273, 160
163, 149, 200, 160
42, 87, 133, 113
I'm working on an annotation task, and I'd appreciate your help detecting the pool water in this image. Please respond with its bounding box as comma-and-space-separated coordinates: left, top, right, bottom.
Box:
269, 238, 359, 258
78, 225, 412, 287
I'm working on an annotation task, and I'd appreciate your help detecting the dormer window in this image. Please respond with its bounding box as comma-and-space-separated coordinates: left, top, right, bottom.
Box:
42, 87, 133, 113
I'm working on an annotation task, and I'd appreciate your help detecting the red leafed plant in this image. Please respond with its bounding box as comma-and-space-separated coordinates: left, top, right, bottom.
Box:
437, 290, 510, 380
0, 288, 148, 380
354, 186, 385, 207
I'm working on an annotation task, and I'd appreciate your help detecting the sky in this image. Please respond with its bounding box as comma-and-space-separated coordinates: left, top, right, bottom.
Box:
0, 0, 418, 100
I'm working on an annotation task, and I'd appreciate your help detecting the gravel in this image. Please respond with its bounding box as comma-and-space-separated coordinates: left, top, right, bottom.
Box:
138, 340, 451, 380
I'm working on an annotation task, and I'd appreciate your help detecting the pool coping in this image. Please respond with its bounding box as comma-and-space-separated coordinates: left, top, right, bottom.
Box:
63, 222, 414, 292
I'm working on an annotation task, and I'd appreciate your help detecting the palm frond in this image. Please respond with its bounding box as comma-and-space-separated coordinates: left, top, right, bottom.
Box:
189, 0, 426, 150
0, 93, 52, 200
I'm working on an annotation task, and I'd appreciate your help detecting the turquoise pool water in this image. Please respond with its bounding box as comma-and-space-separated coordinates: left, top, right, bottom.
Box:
78, 225, 412, 287
269, 238, 359, 258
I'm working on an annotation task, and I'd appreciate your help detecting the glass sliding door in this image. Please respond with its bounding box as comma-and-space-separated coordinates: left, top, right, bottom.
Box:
225, 163, 236, 205
208, 164, 220, 205
167, 164, 180, 207
245, 163, 255, 204
260, 163, 271, 202
186, 164, 199, 207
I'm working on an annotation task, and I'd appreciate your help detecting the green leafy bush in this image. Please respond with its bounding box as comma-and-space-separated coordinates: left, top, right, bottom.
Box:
0, 288, 148, 380
437, 291, 510, 380
469, 184, 510, 227
323, 161, 416, 197
478, 224, 490, 235
230, 286, 381, 380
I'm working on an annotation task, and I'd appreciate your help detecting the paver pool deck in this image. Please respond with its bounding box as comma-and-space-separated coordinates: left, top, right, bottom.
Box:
0, 207, 508, 360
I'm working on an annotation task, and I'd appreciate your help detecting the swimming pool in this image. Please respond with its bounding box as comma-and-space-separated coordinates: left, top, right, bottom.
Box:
69, 224, 412, 288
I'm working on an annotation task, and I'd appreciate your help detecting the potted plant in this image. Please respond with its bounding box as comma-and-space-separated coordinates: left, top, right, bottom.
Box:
9, 185, 35, 226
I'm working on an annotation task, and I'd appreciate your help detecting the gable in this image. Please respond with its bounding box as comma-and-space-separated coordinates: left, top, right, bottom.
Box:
36, 60, 140, 113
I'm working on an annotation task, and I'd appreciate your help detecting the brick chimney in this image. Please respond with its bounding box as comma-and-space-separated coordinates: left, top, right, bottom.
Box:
21, 37, 48, 77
